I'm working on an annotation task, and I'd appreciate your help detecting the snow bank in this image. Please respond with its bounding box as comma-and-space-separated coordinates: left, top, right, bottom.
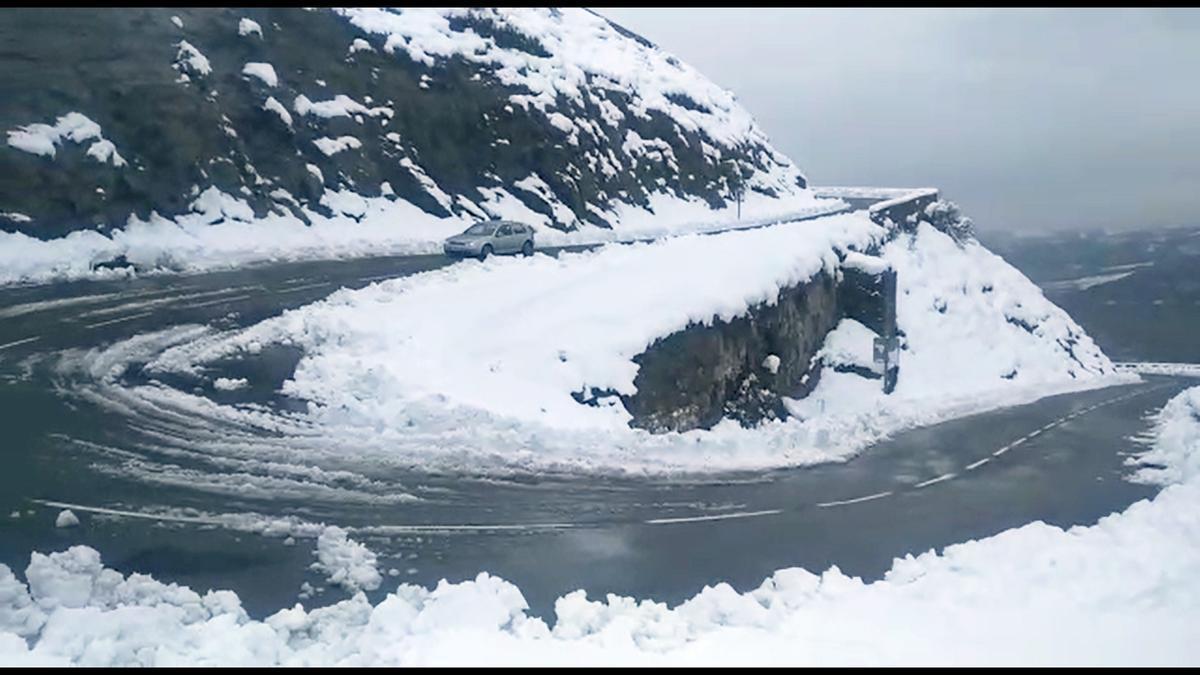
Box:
2, 386, 1199, 665
1126, 385, 1200, 486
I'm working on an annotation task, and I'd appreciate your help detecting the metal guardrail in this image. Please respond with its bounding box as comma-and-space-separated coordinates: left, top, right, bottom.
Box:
810, 186, 941, 230
1114, 362, 1200, 377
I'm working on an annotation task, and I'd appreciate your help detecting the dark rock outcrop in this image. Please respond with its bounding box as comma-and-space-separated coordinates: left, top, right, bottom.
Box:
623, 271, 841, 433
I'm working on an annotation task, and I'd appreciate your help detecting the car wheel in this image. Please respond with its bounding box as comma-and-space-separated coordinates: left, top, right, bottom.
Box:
479, 244, 492, 261
522, 240, 533, 257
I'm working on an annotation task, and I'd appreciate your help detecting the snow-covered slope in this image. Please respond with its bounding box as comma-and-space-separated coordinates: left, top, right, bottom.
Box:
789, 220, 1124, 435
0, 8, 827, 285
4, 385, 1198, 666
111, 209, 1127, 477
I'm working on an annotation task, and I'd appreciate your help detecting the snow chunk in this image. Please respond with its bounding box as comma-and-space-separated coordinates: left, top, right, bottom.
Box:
188, 186, 255, 224
818, 319, 878, 371
842, 250, 888, 275
54, 510, 79, 529
173, 40, 211, 77
311, 526, 381, 593
293, 94, 392, 120
313, 136, 362, 156
762, 354, 781, 374
84, 139, 127, 167
6, 112, 125, 167
349, 38, 374, 54
212, 377, 248, 391
237, 17, 262, 38
170, 15, 182, 29
262, 96, 292, 127
241, 62, 278, 87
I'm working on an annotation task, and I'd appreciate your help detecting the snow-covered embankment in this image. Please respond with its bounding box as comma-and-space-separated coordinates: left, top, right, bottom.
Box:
136, 206, 1129, 475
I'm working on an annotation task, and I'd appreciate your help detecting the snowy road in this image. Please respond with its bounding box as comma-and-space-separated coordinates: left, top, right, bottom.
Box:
0, 249, 1188, 620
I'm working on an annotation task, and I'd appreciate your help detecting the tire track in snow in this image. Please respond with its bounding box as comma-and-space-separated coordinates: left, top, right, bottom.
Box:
29, 384, 1176, 535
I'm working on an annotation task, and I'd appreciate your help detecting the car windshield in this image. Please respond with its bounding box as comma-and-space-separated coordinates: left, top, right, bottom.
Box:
463, 223, 498, 236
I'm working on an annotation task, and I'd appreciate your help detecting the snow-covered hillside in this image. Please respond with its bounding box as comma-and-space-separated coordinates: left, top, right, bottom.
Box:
4, 385, 1198, 666
0, 8, 828, 285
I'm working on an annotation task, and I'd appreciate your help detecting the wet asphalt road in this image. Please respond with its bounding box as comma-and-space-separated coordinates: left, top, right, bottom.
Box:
0, 247, 1188, 620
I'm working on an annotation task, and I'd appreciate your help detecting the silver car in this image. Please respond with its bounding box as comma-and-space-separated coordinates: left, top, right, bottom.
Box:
442, 220, 535, 260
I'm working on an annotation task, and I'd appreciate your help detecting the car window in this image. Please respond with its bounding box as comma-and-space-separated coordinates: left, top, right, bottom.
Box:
498, 224, 512, 235
464, 223, 495, 236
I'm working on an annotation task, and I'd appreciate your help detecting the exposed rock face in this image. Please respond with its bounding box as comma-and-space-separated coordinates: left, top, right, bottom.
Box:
624, 271, 840, 433
0, 8, 806, 238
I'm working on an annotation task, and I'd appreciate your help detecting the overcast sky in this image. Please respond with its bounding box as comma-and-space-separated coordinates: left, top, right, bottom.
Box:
601, 8, 1200, 234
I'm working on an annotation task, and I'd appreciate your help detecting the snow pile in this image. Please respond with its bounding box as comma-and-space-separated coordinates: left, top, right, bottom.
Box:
53, 511, 79, 529
311, 527, 382, 593
2, 387, 1199, 665
5, 112, 126, 167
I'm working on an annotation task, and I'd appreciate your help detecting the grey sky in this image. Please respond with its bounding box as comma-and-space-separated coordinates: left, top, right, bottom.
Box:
601, 8, 1200, 233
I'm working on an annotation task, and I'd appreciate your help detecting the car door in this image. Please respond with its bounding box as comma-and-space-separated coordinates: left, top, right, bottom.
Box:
493, 223, 511, 253
502, 223, 522, 253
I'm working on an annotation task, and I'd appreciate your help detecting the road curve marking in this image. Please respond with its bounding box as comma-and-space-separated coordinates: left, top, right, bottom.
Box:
0, 335, 39, 352
913, 473, 956, 489
275, 282, 333, 295
358, 522, 578, 533
645, 509, 783, 525
187, 294, 253, 310
31, 499, 224, 526
817, 491, 893, 508
84, 311, 153, 329
965, 457, 991, 471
